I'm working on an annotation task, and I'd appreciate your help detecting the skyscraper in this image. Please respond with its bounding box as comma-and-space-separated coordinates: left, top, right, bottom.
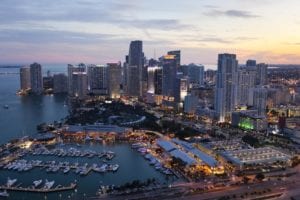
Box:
253, 87, 268, 116
30, 63, 43, 94
126, 65, 140, 97
147, 66, 162, 94
154, 67, 163, 95
237, 69, 256, 106
215, 54, 238, 122
128, 40, 144, 97
53, 73, 68, 94
68, 64, 85, 95
20, 66, 31, 91
256, 63, 268, 86
87, 64, 108, 95
188, 63, 205, 86
167, 50, 181, 70
246, 59, 256, 67
72, 72, 88, 99
107, 63, 122, 99
162, 55, 177, 105
175, 76, 188, 103
184, 94, 198, 114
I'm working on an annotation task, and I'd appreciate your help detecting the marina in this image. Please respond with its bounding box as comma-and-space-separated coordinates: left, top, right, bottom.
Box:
0, 142, 174, 200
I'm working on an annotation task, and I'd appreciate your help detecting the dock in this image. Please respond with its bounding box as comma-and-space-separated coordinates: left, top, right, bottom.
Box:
0, 183, 77, 193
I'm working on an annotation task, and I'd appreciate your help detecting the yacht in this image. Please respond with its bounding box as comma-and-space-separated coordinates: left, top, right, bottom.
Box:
6, 178, 17, 187
99, 164, 108, 172
112, 164, 119, 172
0, 190, 9, 197
33, 180, 43, 187
63, 166, 70, 174
44, 180, 55, 189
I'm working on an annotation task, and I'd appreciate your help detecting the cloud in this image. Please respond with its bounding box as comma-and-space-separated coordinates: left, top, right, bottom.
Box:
123, 19, 190, 30
0, 29, 116, 44
197, 37, 232, 44
204, 9, 260, 18
286, 42, 300, 45
0, 0, 189, 31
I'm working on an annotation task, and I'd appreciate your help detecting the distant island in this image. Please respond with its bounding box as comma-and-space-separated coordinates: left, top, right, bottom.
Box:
0, 65, 22, 68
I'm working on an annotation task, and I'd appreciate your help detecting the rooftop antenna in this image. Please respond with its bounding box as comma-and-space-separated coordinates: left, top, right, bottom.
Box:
154, 48, 156, 60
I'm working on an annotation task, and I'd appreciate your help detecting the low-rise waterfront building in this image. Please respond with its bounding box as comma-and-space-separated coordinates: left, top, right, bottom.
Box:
221, 147, 292, 169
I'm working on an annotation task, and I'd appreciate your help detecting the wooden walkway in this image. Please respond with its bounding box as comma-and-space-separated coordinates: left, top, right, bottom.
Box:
0, 183, 77, 193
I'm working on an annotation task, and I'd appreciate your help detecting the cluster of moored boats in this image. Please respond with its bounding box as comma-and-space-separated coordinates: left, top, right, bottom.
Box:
2, 160, 41, 172
30, 146, 115, 160
0, 178, 58, 197
132, 143, 173, 176
2, 159, 119, 175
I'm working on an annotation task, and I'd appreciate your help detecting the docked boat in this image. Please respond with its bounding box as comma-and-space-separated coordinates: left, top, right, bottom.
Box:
63, 166, 70, 174
44, 180, 55, 189
85, 135, 93, 141
6, 178, 17, 187
99, 164, 108, 172
33, 179, 43, 187
112, 164, 119, 172
0, 190, 9, 197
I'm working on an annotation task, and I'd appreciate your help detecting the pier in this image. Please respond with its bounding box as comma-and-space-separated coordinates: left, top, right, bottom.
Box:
0, 183, 77, 193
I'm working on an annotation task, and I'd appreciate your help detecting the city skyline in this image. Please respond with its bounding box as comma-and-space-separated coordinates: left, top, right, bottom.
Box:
1, 0, 300, 65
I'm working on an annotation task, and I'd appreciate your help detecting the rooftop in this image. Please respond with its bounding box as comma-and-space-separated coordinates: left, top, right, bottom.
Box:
222, 147, 292, 165
169, 149, 196, 165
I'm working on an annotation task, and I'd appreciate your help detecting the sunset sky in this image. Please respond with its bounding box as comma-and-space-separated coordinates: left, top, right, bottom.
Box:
0, 0, 300, 66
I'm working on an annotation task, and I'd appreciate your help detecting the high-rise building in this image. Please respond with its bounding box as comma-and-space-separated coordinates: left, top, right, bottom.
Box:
122, 56, 129, 93
253, 87, 268, 116
175, 76, 188, 103
215, 54, 238, 122
184, 94, 198, 114
205, 69, 217, 85
53, 73, 68, 94
87, 64, 108, 95
256, 63, 268, 86
167, 50, 181, 70
43, 76, 53, 90
162, 54, 177, 99
147, 66, 157, 94
30, 63, 43, 94
126, 65, 140, 97
67, 64, 85, 95
72, 72, 88, 99
188, 63, 205, 86
128, 40, 144, 96
237, 69, 256, 106
20, 66, 31, 91
107, 63, 122, 99
246, 59, 256, 67
147, 66, 162, 94
154, 67, 163, 95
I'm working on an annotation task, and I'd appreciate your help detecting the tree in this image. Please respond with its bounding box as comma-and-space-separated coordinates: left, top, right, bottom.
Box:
242, 135, 260, 147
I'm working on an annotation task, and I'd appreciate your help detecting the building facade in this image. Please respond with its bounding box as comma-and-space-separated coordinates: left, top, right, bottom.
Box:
87, 64, 108, 95
215, 54, 238, 122
20, 66, 31, 91
188, 63, 204, 86
107, 63, 122, 99
53, 73, 68, 94
67, 64, 85, 95
72, 72, 88, 99
30, 63, 43, 94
